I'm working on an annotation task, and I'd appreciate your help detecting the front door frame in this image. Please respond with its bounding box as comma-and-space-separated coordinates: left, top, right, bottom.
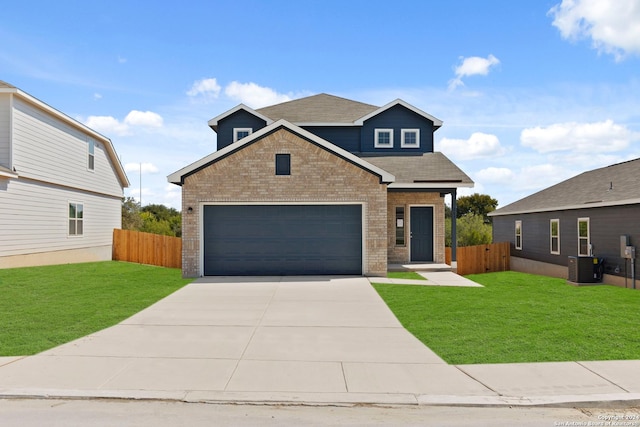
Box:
409, 204, 435, 262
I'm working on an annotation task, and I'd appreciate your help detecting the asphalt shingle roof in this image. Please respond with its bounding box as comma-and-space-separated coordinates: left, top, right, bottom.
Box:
0, 81, 17, 89
490, 158, 640, 216
256, 93, 379, 123
359, 152, 474, 186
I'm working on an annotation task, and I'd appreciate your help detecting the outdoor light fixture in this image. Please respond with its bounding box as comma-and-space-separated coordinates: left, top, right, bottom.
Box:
187, 207, 193, 214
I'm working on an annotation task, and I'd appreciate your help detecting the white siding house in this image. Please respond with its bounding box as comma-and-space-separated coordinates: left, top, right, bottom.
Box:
0, 81, 129, 268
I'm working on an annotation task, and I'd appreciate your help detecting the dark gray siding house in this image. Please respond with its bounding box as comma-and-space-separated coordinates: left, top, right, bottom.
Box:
489, 158, 640, 289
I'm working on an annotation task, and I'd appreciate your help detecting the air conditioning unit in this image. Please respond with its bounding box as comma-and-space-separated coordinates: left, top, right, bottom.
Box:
568, 256, 596, 284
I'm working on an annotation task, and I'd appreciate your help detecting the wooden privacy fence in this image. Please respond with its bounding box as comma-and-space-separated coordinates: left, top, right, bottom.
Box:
445, 241, 510, 276
112, 229, 182, 269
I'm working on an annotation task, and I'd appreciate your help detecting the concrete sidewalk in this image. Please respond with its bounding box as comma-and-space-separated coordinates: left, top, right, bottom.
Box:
0, 277, 638, 407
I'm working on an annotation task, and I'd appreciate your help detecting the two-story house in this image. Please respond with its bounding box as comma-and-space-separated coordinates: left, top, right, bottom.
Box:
168, 94, 473, 277
0, 81, 129, 268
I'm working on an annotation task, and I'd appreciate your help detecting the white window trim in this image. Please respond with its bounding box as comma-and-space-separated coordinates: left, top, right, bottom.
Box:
87, 139, 95, 172
233, 128, 253, 142
578, 217, 591, 256
374, 129, 394, 148
550, 219, 560, 255
68, 201, 84, 237
401, 128, 420, 148
515, 220, 522, 250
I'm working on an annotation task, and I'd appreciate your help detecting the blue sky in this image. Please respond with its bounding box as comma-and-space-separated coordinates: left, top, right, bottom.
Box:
2, 0, 640, 209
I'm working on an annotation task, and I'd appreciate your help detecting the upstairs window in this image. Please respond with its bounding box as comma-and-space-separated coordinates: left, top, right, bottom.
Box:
401, 129, 420, 148
515, 220, 522, 250
69, 202, 84, 236
275, 154, 291, 175
374, 129, 394, 148
233, 128, 252, 142
88, 139, 95, 171
550, 219, 560, 255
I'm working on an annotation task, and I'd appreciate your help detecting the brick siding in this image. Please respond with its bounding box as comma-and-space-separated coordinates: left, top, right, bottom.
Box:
387, 192, 446, 264
181, 128, 388, 277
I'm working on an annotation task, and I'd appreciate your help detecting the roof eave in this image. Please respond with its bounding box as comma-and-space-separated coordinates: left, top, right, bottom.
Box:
207, 104, 274, 132
489, 197, 640, 217
388, 182, 474, 189
168, 119, 396, 185
354, 99, 443, 129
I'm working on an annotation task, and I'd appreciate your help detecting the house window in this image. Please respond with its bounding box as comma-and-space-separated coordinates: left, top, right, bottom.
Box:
69, 202, 84, 236
233, 128, 252, 142
395, 206, 405, 246
550, 219, 560, 255
88, 139, 95, 171
401, 129, 420, 148
374, 129, 394, 148
275, 154, 291, 175
515, 220, 522, 250
578, 218, 590, 256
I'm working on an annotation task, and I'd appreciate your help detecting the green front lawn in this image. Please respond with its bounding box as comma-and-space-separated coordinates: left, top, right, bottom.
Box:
373, 271, 640, 364
0, 261, 192, 356
387, 271, 427, 280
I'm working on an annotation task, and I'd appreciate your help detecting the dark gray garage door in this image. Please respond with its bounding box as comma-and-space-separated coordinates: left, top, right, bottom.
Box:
203, 205, 362, 275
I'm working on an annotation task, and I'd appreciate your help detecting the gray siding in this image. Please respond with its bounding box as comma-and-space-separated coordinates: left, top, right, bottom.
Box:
0, 94, 10, 167
493, 205, 640, 279
360, 105, 434, 153
0, 178, 121, 257
217, 110, 267, 150
11, 97, 123, 198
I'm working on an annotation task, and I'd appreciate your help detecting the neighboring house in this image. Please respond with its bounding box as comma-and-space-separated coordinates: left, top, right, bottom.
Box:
168, 94, 473, 277
0, 81, 129, 268
490, 158, 640, 288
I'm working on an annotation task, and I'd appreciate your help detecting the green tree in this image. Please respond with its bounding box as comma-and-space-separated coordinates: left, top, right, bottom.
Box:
121, 199, 182, 237
456, 193, 498, 223
121, 197, 143, 230
445, 213, 493, 247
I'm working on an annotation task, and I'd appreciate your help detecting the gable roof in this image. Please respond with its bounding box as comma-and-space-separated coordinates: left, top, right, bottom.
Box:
207, 104, 274, 132
210, 93, 443, 129
256, 93, 378, 124
359, 152, 474, 189
490, 158, 640, 216
168, 119, 395, 186
0, 80, 129, 188
354, 99, 443, 129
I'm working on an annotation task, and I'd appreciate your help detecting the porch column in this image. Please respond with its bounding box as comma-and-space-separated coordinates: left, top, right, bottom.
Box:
451, 189, 457, 264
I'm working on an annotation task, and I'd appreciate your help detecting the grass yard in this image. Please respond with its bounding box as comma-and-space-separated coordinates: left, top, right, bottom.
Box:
373, 271, 640, 364
387, 271, 427, 280
0, 261, 192, 356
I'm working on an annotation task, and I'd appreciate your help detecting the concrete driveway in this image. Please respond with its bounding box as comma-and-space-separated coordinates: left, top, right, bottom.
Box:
0, 276, 493, 404
1, 276, 637, 406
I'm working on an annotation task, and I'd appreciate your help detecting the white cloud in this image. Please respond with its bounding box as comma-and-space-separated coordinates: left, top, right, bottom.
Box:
93, 93, 102, 100
187, 78, 221, 99
84, 110, 163, 137
448, 54, 500, 90
438, 132, 506, 160
549, 0, 640, 60
124, 110, 164, 128
224, 81, 291, 108
475, 167, 515, 184
520, 119, 634, 153
124, 162, 159, 174
517, 163, 573, 191
85, 115, 130, 136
